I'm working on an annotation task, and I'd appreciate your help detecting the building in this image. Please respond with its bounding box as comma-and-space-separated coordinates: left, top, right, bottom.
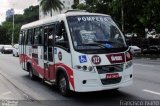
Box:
6, 8, 14, 18
39, 0, 75, 19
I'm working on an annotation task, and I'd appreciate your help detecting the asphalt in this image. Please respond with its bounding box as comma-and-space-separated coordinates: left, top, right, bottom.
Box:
0, 53, 160, 106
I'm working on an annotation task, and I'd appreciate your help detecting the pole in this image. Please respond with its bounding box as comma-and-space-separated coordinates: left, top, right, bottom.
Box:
12, 9, 14, 45
121, 0, 124, 33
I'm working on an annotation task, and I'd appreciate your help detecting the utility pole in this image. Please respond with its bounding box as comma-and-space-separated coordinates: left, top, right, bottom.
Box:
121, 0, 124, 33
11, 8, 15, 45
12, 10, 14, 45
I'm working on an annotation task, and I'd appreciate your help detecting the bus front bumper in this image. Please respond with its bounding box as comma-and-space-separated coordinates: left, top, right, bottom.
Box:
72, 67, 133, 92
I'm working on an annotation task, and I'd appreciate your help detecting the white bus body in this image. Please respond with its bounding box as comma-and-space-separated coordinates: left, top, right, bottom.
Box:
19, 11, 133, 96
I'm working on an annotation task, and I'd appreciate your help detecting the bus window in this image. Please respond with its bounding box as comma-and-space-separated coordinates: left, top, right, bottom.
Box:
44, 25, 55, 61
19, 31, 23, 45
22, 31, 25, 45
44, 25, 55, 46
34, 27, 42, 45
48, 26, 54, 46
24, 30, 28, 45
39, 28, 43, 44
55, 21, 69, 51
44, 28, 48, 60
27, 29, 33, 45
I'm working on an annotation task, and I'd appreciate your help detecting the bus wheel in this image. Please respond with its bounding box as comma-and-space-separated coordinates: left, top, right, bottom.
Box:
58, 73, 70, 96
29, 65, 36, 80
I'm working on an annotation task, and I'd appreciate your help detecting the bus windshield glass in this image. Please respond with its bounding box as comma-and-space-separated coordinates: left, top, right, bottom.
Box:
67, 15, 126, 51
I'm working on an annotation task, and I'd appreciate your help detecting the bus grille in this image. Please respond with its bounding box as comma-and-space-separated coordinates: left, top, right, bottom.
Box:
96, 64, 123, 74
101, 77, 122, 85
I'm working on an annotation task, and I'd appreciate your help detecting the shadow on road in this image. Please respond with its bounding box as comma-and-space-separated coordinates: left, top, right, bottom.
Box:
21, 75, 141, 106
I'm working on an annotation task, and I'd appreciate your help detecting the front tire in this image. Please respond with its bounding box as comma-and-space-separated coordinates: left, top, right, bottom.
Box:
58, 73, 70, 96
28, 65, 36, 80
17, 53, 19, 57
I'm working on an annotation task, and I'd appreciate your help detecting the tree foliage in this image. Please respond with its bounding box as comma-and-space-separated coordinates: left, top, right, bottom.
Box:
6, 5, 39, 24
0, 5, 39, 44
74, 0, 160, 36
0, 25, 10, 44
39, 0, 64, 16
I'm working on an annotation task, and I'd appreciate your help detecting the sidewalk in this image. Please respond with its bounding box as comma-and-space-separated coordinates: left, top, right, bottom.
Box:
0, 73, 25, 100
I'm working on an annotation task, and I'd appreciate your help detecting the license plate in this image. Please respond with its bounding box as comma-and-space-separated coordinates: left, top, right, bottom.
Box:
106, 73, 119, 79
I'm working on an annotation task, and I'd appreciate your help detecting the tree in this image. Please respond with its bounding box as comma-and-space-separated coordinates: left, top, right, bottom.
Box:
74, 0, 160, 36
39, 0, 64, 16
23, 5, 39, 23
6, 5, 39, 24
0, 26, 10, 44
0, 22, 12, 44
1, 5, 39, 44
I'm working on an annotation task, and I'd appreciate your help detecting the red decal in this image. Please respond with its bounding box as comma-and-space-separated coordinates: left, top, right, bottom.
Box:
106, 53, 125, 64
55, 63, 75, 90
92, 55, 101, 64
126, 52, 132, 61
19, 54, 75, 90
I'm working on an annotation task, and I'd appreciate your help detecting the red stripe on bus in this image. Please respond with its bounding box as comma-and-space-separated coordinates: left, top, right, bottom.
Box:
19, 54, 75, 90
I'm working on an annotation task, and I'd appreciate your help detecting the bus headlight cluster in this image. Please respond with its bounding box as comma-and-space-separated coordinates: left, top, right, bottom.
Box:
125, 61, 133, 69
74, 65, 95, 72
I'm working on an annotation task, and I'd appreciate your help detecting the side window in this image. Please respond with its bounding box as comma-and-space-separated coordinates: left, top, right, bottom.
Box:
34, 27, 43, 45
43, 24, 55, 61
34, 28, 40, 45
24, 30, 28, 44
44, 27, 48, 46
44, 25, 55, 46
27, 29, 33, 45
55, 21, 69, 50
31, 29, 35, 44
22, 31, 25, 45
48, 26, 55, 46
39, 28, 43, 44
19, 31, 23, 45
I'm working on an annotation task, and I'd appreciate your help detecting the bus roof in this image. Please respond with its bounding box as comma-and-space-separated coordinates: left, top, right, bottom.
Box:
21, 12, 110, 30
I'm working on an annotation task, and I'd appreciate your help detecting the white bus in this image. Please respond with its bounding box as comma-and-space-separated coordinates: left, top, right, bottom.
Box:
19, 10, 133, 96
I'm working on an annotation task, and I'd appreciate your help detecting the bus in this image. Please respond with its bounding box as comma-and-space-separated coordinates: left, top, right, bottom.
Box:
19, 10, 133, 96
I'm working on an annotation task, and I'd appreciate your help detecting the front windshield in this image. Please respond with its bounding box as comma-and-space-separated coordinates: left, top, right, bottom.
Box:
67, 15, 126, 51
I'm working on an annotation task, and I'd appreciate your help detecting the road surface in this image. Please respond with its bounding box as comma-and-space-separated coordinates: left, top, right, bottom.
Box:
0, 53, 160, 106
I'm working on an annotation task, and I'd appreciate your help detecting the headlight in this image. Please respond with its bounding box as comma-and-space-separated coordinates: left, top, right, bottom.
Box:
125, 61, 133, 69
74, 65, 95, 72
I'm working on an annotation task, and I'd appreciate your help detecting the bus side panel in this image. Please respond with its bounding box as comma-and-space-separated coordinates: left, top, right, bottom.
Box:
37, 46, 44, 78
54, 47, 74, 90
19, 31, 26, 70
23, 45, 30, 70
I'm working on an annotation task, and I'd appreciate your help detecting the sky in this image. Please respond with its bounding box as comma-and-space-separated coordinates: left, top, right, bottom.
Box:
0, 0, 38, 24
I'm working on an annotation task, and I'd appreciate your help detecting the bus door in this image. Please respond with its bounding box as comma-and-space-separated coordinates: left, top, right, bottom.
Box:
43, 25, 55, 81
20, 30, 26, 70
35, 27, 44, 73
23, 30, 28, 70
